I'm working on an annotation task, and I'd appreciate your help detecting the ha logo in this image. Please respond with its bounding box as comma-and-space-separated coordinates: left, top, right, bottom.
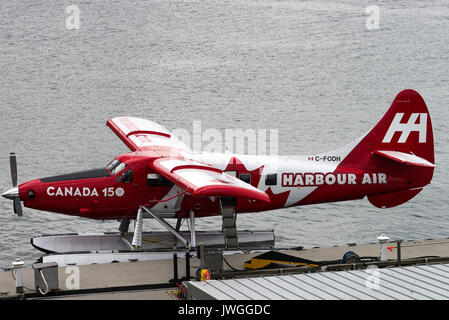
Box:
382, 113, 427, 143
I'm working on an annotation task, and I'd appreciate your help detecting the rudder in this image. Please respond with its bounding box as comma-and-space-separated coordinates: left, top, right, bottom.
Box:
341, 89, 435, 208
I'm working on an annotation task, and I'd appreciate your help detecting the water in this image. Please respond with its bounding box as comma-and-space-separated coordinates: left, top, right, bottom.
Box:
0, 0, 448, 267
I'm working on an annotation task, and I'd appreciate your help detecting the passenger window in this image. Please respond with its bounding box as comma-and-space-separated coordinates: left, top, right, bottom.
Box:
224, 171, 237, 178
265, 173, 277, 185
239, 173, 251, 184
120, 170, 133, 183
147, 173, 174, 187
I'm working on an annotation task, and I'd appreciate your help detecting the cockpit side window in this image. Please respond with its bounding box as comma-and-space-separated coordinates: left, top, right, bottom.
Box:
106, 160, 127, 175
120, 169, 133, 183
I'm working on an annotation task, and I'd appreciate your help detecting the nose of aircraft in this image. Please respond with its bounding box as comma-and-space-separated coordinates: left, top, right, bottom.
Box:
2, 187, 19, 200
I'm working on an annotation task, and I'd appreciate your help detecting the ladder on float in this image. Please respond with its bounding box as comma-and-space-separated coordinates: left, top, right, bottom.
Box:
219, 197, 238, 249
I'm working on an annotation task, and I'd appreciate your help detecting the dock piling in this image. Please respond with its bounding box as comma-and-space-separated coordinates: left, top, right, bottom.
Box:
397, 240, 402, 266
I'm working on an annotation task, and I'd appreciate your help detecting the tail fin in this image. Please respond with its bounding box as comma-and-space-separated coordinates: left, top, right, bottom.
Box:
340, 89, 435, 208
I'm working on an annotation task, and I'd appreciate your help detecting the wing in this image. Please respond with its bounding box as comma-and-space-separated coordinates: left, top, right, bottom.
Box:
107, 117, 189, 151
108, 117, 270, 202
150, 158, 270, 203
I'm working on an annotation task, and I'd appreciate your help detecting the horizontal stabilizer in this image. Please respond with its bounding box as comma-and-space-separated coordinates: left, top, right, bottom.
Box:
368, 188, 423, 208
374, 150, 435, 168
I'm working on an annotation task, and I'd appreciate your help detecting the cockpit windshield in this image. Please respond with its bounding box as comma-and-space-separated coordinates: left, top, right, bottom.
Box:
106, 159, 127, 175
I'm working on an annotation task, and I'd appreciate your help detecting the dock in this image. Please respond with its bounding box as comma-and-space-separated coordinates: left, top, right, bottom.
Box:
1, 237, 449, 300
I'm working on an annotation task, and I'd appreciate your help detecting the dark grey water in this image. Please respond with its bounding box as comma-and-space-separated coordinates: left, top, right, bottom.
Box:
0, 0, 448, 267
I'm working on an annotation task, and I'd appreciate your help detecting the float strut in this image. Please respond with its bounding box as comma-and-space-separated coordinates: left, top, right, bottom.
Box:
189, 210, 196, 249
119, 218, 130, 235
131, 207, 143, 249
140, 206, 190, 249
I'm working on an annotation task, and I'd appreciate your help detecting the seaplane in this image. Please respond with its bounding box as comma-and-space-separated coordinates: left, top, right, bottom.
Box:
1, 89, 435, 260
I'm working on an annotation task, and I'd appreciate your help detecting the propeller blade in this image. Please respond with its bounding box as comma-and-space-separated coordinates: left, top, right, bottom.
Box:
10, 153, 18, 188
6, 152, 23, 217
13, 197, 23, 217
